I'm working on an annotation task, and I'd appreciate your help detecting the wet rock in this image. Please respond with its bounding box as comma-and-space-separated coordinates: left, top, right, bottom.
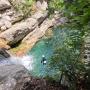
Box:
0, 48, 10, 58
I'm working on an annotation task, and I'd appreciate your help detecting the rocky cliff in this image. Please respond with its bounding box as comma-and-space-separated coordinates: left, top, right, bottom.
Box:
0, 0, 65, 56
0, 64, 68, 90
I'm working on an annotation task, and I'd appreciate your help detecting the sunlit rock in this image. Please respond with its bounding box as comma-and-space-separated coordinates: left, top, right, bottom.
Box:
0, 0, 11, 11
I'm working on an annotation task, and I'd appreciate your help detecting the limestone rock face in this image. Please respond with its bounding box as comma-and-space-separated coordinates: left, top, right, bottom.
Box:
0, 65, 46, 90
0, 0, 11, 11
0, 65, 30, 90
0, 11, 48, 45
0, 64, 67, 90
0, 8, 24, 32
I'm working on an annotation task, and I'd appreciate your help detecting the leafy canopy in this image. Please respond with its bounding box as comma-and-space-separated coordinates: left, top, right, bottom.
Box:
47, 0, 90, 89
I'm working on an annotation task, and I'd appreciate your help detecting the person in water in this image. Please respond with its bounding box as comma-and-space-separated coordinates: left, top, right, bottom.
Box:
41, 55, 47, 65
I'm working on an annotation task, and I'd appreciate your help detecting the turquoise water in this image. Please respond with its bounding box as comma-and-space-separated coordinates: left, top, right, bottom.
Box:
28, 40, 53, 77
27, 29, 80, 77
27, 28, 69, 77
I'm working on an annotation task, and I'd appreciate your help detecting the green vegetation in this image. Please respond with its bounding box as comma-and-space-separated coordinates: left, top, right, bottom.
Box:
22, 0, 89, 89
47, 29, 85, 89
10, 0, 90, 89
49, 0, 90, 34
47, 0, 90, 89
9, 0, 35, 16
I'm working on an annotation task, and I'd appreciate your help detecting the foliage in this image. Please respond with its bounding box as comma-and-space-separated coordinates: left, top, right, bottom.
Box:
46, 28, 86, 89
49, 0, 90, 34
48, 0, 64, 13
9, 0, 35, 16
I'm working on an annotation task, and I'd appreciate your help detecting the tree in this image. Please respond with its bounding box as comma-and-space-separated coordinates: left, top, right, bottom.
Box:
48, 0, 90, 34
46, 0, 90, 89
46, 28, 85, 89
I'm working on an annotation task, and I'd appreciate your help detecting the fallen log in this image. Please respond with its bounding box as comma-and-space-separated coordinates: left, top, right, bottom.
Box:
0, 11, 48, 45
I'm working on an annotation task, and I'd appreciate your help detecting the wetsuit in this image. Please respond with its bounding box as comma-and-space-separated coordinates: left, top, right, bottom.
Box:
41, 57, 47, 65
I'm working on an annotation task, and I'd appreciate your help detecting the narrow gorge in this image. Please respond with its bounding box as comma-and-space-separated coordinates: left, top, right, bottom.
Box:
0, 0, 89, 90
0, 0, 67, 90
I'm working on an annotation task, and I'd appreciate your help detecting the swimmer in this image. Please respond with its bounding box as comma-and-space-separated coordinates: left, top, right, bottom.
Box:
41, 55, 47, 65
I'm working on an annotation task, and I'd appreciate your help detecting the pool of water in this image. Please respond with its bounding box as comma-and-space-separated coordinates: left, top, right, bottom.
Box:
27, 40, 53, 77
27, 28, 70, 77
27, 28, 81, 78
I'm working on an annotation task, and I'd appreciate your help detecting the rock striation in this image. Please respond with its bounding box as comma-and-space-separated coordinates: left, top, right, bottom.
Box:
0, 11, 48, 45
0, 0, 64, 55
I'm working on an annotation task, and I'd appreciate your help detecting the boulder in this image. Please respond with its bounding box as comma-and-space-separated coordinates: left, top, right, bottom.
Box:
0, 64, 46, 90
0, 64, 66, 90
0, 0, 11, 11
0, 48, 10, 59
0, 64, 30, 90
0, 11, 48, 45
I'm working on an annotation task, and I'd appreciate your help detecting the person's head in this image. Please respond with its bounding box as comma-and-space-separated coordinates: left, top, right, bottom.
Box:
42, 55, 45, 57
